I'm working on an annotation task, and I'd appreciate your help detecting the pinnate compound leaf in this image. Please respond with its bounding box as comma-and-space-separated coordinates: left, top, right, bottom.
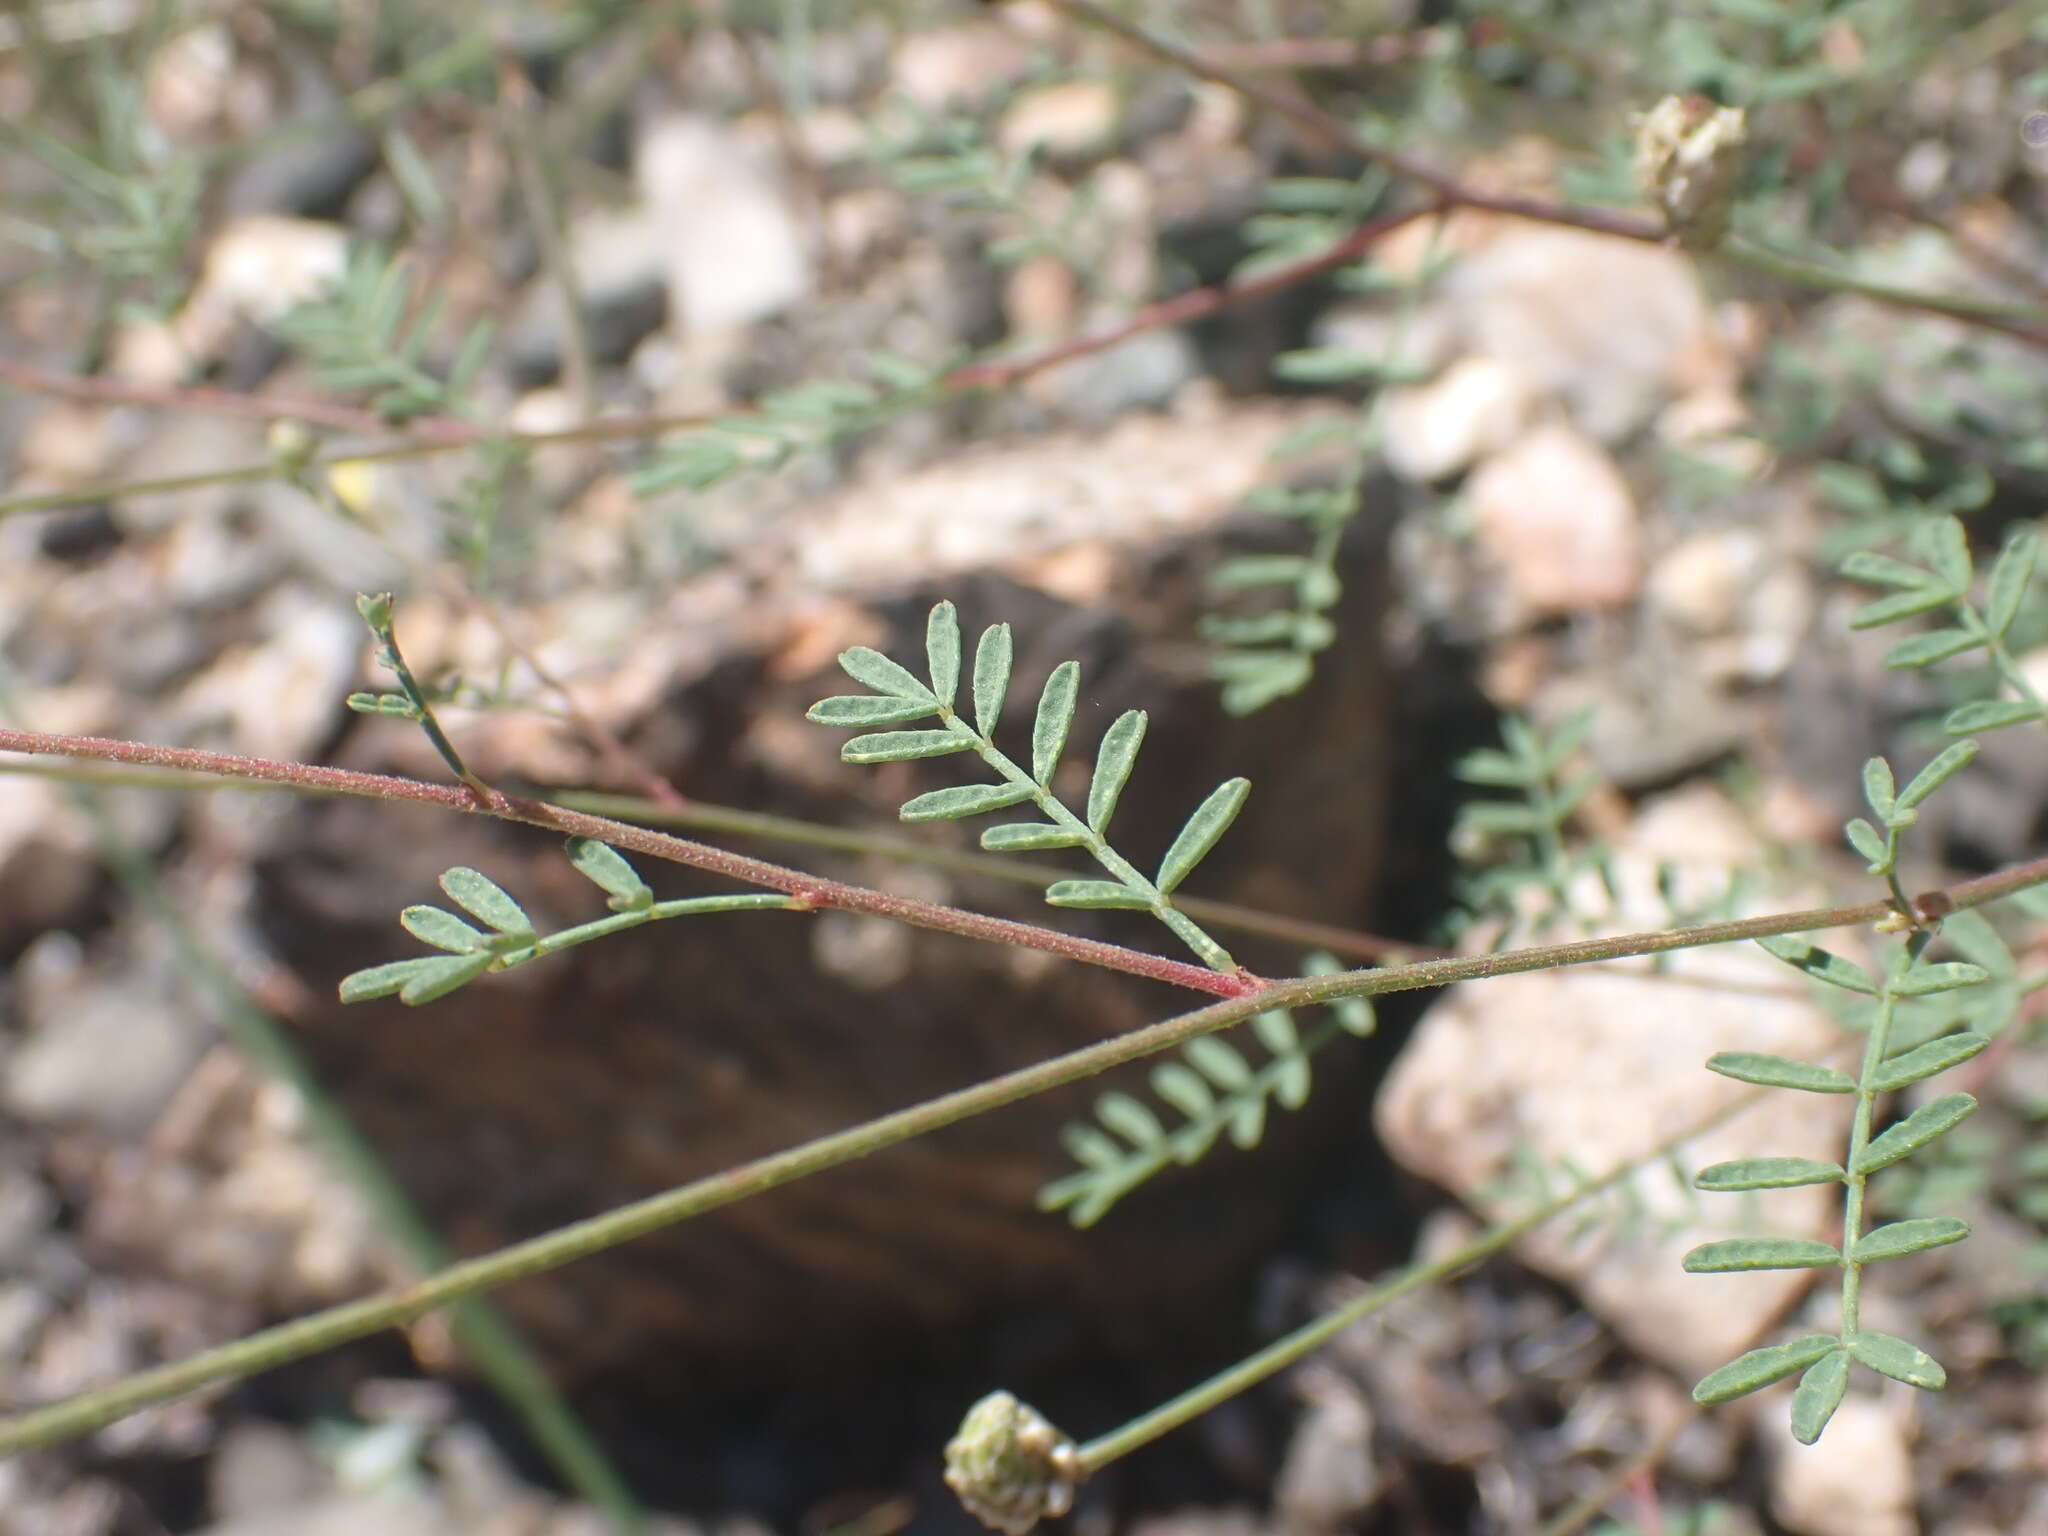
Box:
1841, 550, 1940, 591
980, 823, 1086, 852
1891, 961, 1990, 997
807, 694, 941, 727
439, 868, 532, 935
1883, 629, 1982, 669
1848, 1331, 1947, 1390
1986, 530, 2036, 637
1756, 936, 1878, 994
900, 783, 1036, 822
1790, 1350, 1850, 1445
972, 624, 1012, 735
1707, 1051, 1855, 1093
840, 729, 973, 764
926, 602, 961, 706
1157, 778, 1250, 893
402, 905, 489, 953
1691, 1335, 1840, 1404
1944, 699, 2040, 734
567, 838, 653, 909
838, 645, 935, 701
1032, 661, 1079, 784
1045, 879, 1153, 910
1897, 740, 1979, 808
1855, 1092, 1976, 1173
1853, 1217, 1969, 1263
1682, 1237, 1840, 1272
1694, 1157, 1845, 1191
1872, 1032, 1989, 1092
1088, 710, 1147, 832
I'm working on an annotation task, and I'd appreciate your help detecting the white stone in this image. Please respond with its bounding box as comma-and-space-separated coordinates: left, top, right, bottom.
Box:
1444, 227, 1730, 442
998, 80, 1120, 159
1375, 785, 1855, 1378
171, 215, 349, 365
1650, 528, 1767, 634
1380, 357, 1538, 483
636, 114, 811, 337
1770, 1396, 1917, 1536
1467, 422, 1642, 615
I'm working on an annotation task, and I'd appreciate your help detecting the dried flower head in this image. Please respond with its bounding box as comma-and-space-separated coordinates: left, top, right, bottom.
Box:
1634, 94, 1748, 246
943, 1391, 1082, 1535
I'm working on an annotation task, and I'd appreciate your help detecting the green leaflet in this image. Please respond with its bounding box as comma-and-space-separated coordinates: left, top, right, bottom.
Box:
1755, 935, 1878, 994
1157, 778, 1251, 894
1789, 1350, 1849, 1445
1897, 739, 1978, 808
1845, 818, 1889, 870
1088, 710, 1147, 832
972, 624, 1012, 736
1925, 514, 1973, 591
1851, 587, 1957, 628
807, 695, 942, 726
1851, 1216, 1969, 1263
1890, 961, 1990, 997
1032, 661, 1079, 785
402, 905, 489, 953
1861, 757, 1896, 819
1883, 629, 1982, 669
899, 783, 1037, 822
1693, 1157, 1845, 1191
927, 601, 961, 706
1706, 1052, 1856, 1093
567, 838, 653, 909
979, 823, 1086, 852
1848, 1330, 1946, 1390
838, 645, 935, 701
1045, 880, 1153, 910
1681, 1237, 1840, 1272
1871, 1032, 1989, 1092
1986, 530, 2036, 637
840, 729, 974, 764
1691, 1335, 1839, 1404
1855, 1092, 1976, 1173
1944, 699, 2039, 734
438, 868, 533, 937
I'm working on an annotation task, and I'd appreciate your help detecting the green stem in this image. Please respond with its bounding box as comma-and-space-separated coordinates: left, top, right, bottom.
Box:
938, 705, 1240, 972
492, 894, 795, 969
357, 594, 489, 797
1836, 930, 1932, 1337
1077, 1077, 1765, 1472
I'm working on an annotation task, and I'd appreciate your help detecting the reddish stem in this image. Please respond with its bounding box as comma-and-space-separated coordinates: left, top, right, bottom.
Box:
0, 727, 1260, 999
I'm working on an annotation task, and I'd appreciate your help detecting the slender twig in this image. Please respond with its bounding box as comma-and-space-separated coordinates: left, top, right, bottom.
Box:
0, 733, 2042, 1454
1075, 1080, 1768, 1473
498, 53, 596, 416
0, 727, 1258, 998
0, 206, 1433, 518
1045, 0, 2048, 348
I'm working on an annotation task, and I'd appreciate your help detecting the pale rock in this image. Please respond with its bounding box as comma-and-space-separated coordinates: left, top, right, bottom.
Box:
1309, 302, 1458, 385
636, 115, 811, 337
1276, 1369, 1380, 1529
1650, 528, 1767, 634
1770, 1396, 1917, 1536
145, 24, 235, 140
0, 778, 97, 942
172, 587, 358, 762
193, 1491, 458, 1536
209, 1421, 332, 1521
893, 23, 1036, 109
1042, 327, 1198, 421
504, 202, 666, 379
1659, 384, 1769, 481
6, 931, 209, 1136
1444, 227, 1730, 442
1380, 357, 1537, 483
170, 215, 349, 366
1004, 254, 1080, 341
1467, 423, 1642, 615
999, 79, 1120, 160
1375, 785, 1855, 1378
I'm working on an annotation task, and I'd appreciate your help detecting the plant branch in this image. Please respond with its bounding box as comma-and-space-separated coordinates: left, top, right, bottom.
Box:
1, 734, 2044, 1452
1046, 0, 2048, 348
0, 727, 1256, 999
1075, 1077, 1767, 1473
